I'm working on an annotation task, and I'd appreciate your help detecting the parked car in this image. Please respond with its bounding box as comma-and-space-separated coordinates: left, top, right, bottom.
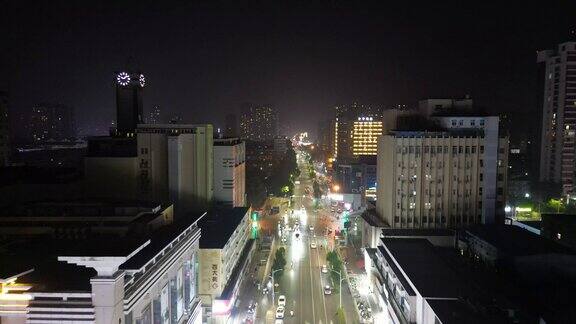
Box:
324, 285, 332, 295
321, 265, 328, 273
310, 242, 317, 249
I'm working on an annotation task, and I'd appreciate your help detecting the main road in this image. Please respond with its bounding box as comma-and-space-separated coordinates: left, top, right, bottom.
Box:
262, 150, 358, 323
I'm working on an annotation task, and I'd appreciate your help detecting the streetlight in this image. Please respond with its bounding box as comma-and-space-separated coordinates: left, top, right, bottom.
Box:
329, 269, 346, 309
269, 268, 284, 308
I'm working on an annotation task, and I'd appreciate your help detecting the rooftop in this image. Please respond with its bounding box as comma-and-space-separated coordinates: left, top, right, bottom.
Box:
381, 238, 471, 298
198, 207, 249, 249
464, 224, 575, 258
0, 211, 205, 292
0, 237, 148, 291
214, 137, 243, 146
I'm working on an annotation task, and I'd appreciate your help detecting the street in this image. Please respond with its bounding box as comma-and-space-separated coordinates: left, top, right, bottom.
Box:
232, 151, 359, 324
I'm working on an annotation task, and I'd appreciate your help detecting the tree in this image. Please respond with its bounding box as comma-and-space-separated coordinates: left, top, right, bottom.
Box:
272, 247, 287, 280
326, 250, 343, 290
313, 180, 322, 199
544, 198, 565, 213
334, 307, 346, 324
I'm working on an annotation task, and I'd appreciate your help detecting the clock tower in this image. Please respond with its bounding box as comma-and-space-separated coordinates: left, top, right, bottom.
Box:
115, 71, 145, 135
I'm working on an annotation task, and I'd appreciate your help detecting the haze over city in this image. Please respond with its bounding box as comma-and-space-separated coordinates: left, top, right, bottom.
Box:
1, 1, 576, 324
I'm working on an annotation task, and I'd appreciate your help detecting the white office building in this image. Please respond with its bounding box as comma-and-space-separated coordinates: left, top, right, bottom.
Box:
137, 124, 213, 211
213, 138, 246, 207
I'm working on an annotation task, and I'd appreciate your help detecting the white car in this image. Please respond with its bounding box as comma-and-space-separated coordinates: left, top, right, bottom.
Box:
276, 306, 285, 319
324, 285, 332, 295
321, 265, 328, 273
310, 242, 317, 249
278, 295, 286, 307
309, 226, 314, 231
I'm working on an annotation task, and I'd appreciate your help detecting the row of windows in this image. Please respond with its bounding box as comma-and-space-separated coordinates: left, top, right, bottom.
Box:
451, 119, 485, 127
398, 160, 481, 168
396, 145, 484, 154
393, 215, 482, 223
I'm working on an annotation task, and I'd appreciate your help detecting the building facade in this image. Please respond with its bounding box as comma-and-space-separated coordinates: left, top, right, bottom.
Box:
377, 131, 486, 228
213, 138, 246, 207
273, 136, 288, 156
352, 116, 383, 156
376, 112, 509, 228
333, 103, 383, 160
197, 208, 254, 323
239, 105, 278, 141
28, 103, 76, 142
137, 124, 214, 211
148, 105, 162, 124
85, 136, 139, 200
537, 42, 576, 195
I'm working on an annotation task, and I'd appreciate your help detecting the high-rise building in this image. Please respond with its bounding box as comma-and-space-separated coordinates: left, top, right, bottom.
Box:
0, 91, 9, 166
537, 42, 576, 195
376, 111, 509, 228
273, 136, 288, 156
351, 116, 383, 156
148, 105, 161, 124
28, 103, 76, 142
137, 124, 214, 212
115, 70, 145, 134
239, 105, 278, 141
317, 119, 334, 158
224, 113, 238, 138
213, 138, 246, 207
333, 103, 382, 160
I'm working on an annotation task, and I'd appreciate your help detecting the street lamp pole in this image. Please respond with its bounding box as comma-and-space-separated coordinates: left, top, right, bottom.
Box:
269, 268, 283, 308
330, 269, 345, 309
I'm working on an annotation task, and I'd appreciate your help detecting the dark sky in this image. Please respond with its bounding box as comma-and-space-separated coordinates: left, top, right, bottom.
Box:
1, 1, 575, 136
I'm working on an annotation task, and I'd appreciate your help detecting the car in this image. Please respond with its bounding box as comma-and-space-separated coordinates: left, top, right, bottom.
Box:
276, 306, 285, 319
321, 265, 328, 273
247, 301, 257, 314
324, 285, 332, 295
262, 287, 269, 295
295, 180, 300, 184
278, 295, 286, 307
310, 242, 317, 249
309, 226, 314, 231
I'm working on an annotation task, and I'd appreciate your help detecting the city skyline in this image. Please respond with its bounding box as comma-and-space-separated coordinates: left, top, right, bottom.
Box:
1, 1, 575, 137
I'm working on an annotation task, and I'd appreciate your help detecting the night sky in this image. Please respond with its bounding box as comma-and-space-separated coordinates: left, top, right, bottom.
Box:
1, 1, 575, 137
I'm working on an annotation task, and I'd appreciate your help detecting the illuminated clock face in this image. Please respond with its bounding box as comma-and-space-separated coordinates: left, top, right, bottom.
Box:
139, 74, 146, 87
117, 72, 131, 86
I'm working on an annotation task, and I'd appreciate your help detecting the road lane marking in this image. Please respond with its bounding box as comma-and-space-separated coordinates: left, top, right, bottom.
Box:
308, 238, 316, 324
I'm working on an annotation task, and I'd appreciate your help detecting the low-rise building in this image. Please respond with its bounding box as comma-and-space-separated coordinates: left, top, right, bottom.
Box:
197, 207, 254, 323
0, 200, 173, 238
374, 238, 518, 324
0, 209, 204, 324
